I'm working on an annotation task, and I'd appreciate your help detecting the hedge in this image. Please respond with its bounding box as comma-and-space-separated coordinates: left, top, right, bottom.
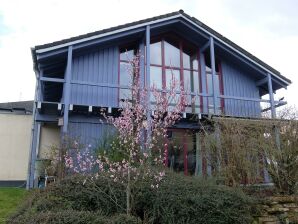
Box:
8, 172, 256, 224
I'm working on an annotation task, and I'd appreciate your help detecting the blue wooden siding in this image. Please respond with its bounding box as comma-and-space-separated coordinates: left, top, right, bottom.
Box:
68, 122, 114, 147
221, 60, 261, 117
70, 47, 119, 107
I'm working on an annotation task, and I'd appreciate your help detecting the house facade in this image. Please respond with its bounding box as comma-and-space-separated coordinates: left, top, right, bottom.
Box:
28, 10, 291, 188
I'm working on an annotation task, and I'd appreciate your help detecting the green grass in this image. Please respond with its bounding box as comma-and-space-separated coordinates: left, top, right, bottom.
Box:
0, 187, 27, 224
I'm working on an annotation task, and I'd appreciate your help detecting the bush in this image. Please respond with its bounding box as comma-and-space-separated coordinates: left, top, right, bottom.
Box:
133, 172, 255, 224
264, 119, 298, 195
203, 109, 298, 193
46, 174, 126, 213
9, 172, 256, 224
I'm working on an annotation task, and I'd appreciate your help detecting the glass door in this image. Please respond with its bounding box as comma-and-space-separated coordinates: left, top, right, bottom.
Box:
166, 130, 197, 175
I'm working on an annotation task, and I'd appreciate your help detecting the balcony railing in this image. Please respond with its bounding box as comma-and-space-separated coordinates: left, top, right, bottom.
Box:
37, 80, 287, 120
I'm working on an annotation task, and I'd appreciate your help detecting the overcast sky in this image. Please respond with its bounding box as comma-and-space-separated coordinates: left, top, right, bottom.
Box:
0, 0, 297, 107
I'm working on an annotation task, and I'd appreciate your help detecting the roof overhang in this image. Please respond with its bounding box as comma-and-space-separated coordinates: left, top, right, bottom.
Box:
32, 10, 292, 88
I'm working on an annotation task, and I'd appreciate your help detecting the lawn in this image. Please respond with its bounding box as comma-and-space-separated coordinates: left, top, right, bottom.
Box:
0, 187, 27, 224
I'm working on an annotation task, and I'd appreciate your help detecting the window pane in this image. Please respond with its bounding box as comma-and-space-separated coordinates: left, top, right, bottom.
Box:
150, 42, 162, 65
207, 73, 220, 113
119, 62, 132, 100
166, 69, 180, 90
183, 70, 191, 92
185, 133, 196, 175
167, 131, 184, 173
183, 53, 190, 69
183, 50, 198, 70
191, 58, 198, 70
120, 49, 134, 61
120, 62, 132, 85
193, 71, 200, 113
150, 66, 162, 89
184, 70, 192, 113
184, 70, 200, 113
164, 41, 180, 67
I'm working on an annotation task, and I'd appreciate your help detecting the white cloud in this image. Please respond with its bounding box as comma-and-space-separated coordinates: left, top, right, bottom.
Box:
0, 0, 297, 107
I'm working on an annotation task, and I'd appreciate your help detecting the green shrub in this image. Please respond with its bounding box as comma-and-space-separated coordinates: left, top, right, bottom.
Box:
47, 174, 126, 213
133, 172, 255, 224
10, 172, 256, 224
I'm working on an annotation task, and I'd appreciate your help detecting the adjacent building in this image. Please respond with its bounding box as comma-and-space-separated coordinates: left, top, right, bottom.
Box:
0, 101, 33, 187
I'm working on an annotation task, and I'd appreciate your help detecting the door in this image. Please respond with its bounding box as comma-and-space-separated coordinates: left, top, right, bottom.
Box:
166, 130, 197, 175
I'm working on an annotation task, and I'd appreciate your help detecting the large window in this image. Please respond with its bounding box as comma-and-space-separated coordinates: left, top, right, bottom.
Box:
118, 35, 205, 113
149, 35, 201, 113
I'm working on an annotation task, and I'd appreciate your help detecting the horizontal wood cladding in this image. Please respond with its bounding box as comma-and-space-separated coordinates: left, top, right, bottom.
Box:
70, 46, 118, 107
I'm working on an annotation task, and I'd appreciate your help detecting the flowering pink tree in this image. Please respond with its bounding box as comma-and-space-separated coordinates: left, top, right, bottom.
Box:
65, 52, 189, 214
100, 52, 189, 214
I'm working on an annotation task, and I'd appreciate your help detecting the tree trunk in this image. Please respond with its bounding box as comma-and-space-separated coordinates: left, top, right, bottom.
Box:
126, 166, 131, 215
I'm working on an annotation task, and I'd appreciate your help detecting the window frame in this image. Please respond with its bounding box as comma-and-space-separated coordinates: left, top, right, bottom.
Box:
149, 34, 203, 112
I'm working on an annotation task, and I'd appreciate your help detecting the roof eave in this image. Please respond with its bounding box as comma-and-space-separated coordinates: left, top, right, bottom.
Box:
32, 11, 292, 86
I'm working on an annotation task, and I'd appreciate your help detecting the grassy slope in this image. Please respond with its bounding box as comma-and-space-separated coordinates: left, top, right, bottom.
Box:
0, 188, 27, 224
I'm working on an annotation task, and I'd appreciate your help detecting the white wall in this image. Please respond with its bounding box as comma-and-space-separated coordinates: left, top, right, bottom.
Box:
0, 114, 32, 180
38, 123, 60, 159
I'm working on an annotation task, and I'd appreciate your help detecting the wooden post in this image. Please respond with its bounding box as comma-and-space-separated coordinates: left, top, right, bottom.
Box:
268, 73, 281, 150
146, 25, 151, 149
62, 46, 73, 133
267, 73, 276, 118
210, 37, 218, 115
200, 52, 208, 114
195, 132, 202, 176
27, 67, 42, 189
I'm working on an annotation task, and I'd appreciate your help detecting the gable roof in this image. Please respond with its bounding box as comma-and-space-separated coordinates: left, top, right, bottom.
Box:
32, 10, 291, 85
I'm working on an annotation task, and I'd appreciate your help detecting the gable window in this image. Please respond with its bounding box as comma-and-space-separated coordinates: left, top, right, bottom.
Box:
149, 34, 201, 113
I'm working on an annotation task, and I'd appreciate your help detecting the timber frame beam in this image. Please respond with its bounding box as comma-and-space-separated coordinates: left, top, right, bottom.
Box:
62, 46, 73, 133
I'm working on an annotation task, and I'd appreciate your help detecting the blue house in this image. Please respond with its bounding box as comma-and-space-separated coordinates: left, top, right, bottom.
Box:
28, 10, 291, 188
